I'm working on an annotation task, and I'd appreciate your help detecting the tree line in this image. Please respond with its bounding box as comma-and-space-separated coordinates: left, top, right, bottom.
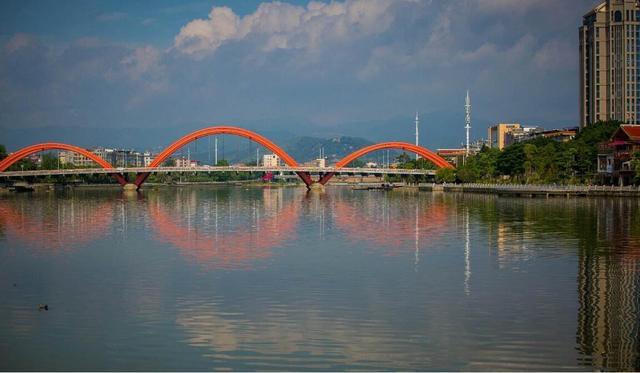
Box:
391, 121, 625, 184
453, 121, 620, 184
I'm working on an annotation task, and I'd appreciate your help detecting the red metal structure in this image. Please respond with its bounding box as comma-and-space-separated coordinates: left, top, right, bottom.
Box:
0, 131, 454, 189
317, 141, 454, 185
133, 126, 314, 188
0, 142, 127, 185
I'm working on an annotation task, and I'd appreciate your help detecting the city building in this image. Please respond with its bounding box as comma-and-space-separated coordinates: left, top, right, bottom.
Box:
537, 128, 578, 142
580, 0, 640, 127
508, 126, 544, 143
597, 124, 640, 184
262, 154, 280, 167
301, 158, 326, 168
58, 151, 95, 167
511, 127, 578, 144
175, 157, 199, 168
143, 152, 154, 167
90, 147, 147, 167
92, 147, 114, 164
488, 123, 522, 150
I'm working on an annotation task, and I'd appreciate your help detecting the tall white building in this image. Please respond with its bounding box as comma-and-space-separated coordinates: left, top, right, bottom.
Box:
262, 154, 280, 167
580, 0, 640, 127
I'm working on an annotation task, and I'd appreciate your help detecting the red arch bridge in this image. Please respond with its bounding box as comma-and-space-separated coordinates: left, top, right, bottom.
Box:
0, 126, 454, 189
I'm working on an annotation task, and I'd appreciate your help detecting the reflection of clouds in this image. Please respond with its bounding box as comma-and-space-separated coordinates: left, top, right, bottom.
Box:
148, 188, 300, 270
0, 199, 113, 254
175, 297, 429, 370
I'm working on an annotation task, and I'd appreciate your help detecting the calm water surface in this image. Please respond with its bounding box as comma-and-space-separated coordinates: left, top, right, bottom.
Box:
1, 186, 639, 370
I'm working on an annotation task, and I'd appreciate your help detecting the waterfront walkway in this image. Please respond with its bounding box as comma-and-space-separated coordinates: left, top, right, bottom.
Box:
419, 183, 640, 197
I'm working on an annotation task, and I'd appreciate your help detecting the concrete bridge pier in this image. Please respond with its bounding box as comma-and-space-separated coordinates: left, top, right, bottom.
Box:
308, 182, 326, 192
123, 183, 138, 191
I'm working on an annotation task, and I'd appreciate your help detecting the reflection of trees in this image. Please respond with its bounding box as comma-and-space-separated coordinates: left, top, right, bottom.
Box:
147, 188, 301, 270
0, 197, 113, 254
464, 194, 640, 369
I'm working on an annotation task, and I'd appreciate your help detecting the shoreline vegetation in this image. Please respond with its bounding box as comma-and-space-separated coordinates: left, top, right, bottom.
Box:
435, 120, 635, 185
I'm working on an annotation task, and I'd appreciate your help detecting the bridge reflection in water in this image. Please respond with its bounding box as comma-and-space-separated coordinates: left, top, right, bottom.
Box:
0, 196, 114, 254
148, 188, 301, 270
1, 190, 639, 369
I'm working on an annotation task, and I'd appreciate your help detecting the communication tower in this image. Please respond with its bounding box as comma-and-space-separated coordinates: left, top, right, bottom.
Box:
465, 90, 471, 156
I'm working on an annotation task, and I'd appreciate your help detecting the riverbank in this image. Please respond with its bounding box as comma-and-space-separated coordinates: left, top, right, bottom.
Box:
419, 183, 640, 197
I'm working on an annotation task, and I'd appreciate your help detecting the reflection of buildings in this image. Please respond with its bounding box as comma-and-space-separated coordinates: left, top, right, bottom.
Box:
576, 199, 640, 371
0, 199, 113, 253
148, 188, 300, 270
577, 254, 640, 370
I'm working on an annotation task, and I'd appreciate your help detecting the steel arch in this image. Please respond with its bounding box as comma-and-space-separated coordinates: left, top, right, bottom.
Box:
317, 142, 454, 185
133, 126, 312, 188
0, 142, 126, 185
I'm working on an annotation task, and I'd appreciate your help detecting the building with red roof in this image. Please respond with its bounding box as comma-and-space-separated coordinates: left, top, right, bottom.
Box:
597, 125, 640, 185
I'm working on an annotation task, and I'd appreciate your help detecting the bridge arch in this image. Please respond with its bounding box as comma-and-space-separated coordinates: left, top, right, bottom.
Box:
0, 142, 126, 185
134, 126, 309, 187
318, 142, 454, 185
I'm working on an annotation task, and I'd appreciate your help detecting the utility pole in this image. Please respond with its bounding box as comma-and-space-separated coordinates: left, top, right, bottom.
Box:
465, 90, 472, 156
415, 112, 420, 160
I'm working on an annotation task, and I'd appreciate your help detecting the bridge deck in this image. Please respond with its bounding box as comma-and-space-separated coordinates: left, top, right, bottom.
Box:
0, 166, 436, 178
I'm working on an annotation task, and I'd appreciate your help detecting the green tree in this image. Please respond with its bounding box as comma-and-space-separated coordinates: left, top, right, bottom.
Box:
497, 143, 525, 178
396, 152, 412, 164
41, 153, 59, 170
523, 143, 538, 182
0, 144, 6, 160
435, 168, 456, 183
632, 152, 640, 185
216, 159, 229, 166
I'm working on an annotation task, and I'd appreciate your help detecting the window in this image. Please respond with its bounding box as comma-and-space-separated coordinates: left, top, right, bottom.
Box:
616, 10, 622, 22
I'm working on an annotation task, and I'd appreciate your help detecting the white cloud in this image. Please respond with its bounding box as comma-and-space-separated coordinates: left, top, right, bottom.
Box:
174, 0, 396, 57
121, 45, 162, 79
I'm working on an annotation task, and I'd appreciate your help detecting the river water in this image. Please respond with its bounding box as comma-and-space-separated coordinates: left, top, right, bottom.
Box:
1, 186, 639, 370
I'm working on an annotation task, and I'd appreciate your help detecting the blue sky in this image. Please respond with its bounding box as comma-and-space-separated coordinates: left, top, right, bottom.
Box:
0, 0, 596, 149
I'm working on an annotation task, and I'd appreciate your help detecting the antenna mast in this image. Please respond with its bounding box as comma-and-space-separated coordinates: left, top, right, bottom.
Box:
465, 90, 471, 156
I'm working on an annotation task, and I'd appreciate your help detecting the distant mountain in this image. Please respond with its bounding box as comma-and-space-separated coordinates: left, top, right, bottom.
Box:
281, 136, 374, 163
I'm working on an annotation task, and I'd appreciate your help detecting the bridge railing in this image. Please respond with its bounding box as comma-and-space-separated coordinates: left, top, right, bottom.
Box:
0, 165, 437, 178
